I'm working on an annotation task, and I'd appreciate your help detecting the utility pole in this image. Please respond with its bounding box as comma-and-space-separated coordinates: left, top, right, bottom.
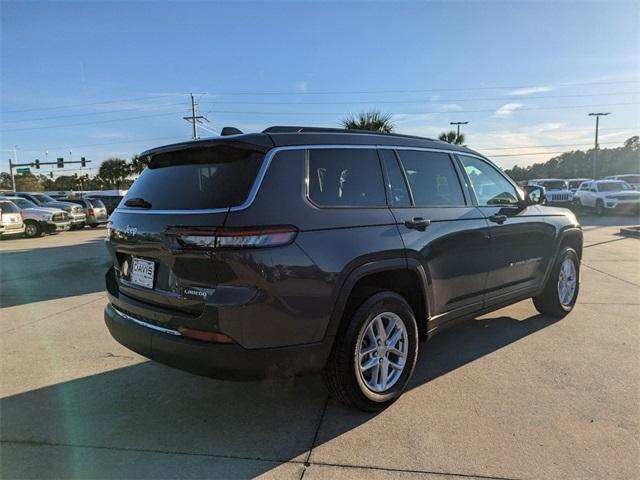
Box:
9, 158, 16, 191
588, 112, 610, 179
183, 93, 209, 140
450, 121, 469, 143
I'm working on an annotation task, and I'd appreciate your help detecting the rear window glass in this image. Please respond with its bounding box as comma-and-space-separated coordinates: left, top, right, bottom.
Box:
0, 202, 20, 214
89, 199, 106, 209
397, 150, 465, 206
308, 149, 386, 207
122, 146, 264, 210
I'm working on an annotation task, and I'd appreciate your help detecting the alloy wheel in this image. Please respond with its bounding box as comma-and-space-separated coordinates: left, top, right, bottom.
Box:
356, 312, 408, 393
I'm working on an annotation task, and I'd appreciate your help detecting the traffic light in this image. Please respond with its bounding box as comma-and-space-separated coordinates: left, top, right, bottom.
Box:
57, 157, 64, 168
81, 157, 86, 167
50, 172, 53, 178
35, 159, 40, 169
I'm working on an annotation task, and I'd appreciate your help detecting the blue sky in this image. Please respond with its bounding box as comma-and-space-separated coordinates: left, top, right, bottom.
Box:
1, 0, 638, 177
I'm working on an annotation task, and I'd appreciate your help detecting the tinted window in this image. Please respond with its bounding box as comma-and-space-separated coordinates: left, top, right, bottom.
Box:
34, 194, 56, 203
380, 150, 410, 207
597, 181, 631, 192
11, 198, 37, 209
123, 146, 264, 210
0, 202, 20, 214
89, 199, 106, 209
459, 155, 519, 206
308, 149, 386, 207
396, 150, 465, 206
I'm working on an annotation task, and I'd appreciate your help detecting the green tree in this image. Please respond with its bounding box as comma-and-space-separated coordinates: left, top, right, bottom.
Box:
438, 130, 465, 145
98, 158, 131, 189
130, 154, 147, 175
341, 110, 394, 133
0, 172, 13, 190
14, 173, 44, 192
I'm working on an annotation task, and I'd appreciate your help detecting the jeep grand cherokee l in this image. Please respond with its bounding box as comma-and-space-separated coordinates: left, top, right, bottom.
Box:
104, 126, 582, 411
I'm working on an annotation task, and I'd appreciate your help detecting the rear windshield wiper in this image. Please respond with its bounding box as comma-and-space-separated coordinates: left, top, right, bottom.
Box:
124, 197, 152, 209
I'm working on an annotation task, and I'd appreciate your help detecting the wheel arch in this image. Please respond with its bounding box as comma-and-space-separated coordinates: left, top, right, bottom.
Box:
324, 258, 430, 340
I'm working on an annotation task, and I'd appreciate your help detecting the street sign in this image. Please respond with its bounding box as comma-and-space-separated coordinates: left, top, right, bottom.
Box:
16, 168, 31, 174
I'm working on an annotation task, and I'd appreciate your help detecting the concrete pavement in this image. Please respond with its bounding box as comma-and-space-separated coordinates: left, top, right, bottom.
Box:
1, 218, 638, 479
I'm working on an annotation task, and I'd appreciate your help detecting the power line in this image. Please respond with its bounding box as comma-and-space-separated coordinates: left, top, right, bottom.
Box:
2, 80, 637, 115
480, 140, 622, 151
199, 91, 640, 106
3, 102, 187, 123
203, 102, 640, 116
2, 94, 189, 114
0, 111, 186, 133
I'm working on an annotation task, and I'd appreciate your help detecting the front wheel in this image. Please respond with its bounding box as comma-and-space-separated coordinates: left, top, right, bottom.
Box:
595, 200, 605, 216
24, 221, 43, 238
324, 291, 419, 411
533, 247, 580, 317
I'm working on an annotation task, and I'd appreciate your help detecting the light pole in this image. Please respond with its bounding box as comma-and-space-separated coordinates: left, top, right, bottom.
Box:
449, 121, 468, 143
588, 112, 610, 179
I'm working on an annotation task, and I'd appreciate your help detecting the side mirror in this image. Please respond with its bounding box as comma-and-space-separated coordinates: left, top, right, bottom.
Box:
523, 185, 545, 205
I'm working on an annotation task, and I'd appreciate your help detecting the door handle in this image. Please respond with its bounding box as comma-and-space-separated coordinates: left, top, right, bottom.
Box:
488, 214, 507, 224
404, 217, 431, 231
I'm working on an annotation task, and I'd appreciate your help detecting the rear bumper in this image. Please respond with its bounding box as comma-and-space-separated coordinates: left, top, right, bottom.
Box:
104, 302, 334, 380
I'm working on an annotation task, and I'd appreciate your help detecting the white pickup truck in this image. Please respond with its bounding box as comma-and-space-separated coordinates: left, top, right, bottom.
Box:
3, 196, 72, 237
573, 180, 640, 215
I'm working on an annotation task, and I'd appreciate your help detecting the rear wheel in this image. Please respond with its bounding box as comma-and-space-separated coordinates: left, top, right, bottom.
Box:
324, 291, 419, 411
24, 221, 43, 238
533, 247, 580, 317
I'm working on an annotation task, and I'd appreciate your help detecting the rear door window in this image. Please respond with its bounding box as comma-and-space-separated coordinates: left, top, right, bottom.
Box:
122, 146, 265, 210
396, 150, 466, 206
308, 149, 386, 207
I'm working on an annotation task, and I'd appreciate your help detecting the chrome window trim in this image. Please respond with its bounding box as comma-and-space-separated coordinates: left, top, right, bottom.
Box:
112, 305, 182, 336
116, 144, 490, 215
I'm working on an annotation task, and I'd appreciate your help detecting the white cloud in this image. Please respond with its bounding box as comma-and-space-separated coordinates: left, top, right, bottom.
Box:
494, 103, 524, 117
439, 103, 463, 112
294, 81, 309, 93
508, 86, 552, 96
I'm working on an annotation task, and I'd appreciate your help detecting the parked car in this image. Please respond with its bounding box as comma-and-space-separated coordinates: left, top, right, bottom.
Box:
567, 178, 593, 193
0, 200, 25, 238
604, 174, 640, 190
573, 180, 640, 215
3, 196, 72, 237
526, 179, 573, 207
63, 198, 109, 228
84, 190, 126, 215
104, 126, 583, 411
13, 192, 87, 229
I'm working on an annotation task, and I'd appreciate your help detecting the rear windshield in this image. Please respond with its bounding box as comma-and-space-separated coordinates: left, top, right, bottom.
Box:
122, 146, 264, 210
0, 202, 20, 214
88, 199, 106, 208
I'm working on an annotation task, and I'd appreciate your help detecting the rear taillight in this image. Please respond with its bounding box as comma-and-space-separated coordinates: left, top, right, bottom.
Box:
170, 226, 297, 250
88, 208, 95, 216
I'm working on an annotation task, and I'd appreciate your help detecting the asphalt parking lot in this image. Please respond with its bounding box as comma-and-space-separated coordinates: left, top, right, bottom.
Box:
1, 216, 639, 480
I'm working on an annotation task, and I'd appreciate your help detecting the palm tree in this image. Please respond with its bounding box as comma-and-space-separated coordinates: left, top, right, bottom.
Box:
341, 110, 394, 133
129, 154, 147, 175
438, 130, 465, 145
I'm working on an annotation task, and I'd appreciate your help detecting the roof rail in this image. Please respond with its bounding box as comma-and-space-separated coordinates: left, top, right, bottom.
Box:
262, 125, 436, 141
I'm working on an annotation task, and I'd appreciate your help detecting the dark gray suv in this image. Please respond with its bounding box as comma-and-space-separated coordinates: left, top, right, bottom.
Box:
104, 126, 582, 410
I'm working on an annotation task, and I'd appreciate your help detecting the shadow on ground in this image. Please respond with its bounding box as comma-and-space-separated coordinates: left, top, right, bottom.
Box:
0, 311, 558, 479
0, 238, 109, 308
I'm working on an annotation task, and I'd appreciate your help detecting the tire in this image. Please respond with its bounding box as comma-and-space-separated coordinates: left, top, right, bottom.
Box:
533, 247, 580, 317
24, 221, 43, 238
324, 291, 419, 411
89, 224, 99, 228
595, 200, 605, 216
